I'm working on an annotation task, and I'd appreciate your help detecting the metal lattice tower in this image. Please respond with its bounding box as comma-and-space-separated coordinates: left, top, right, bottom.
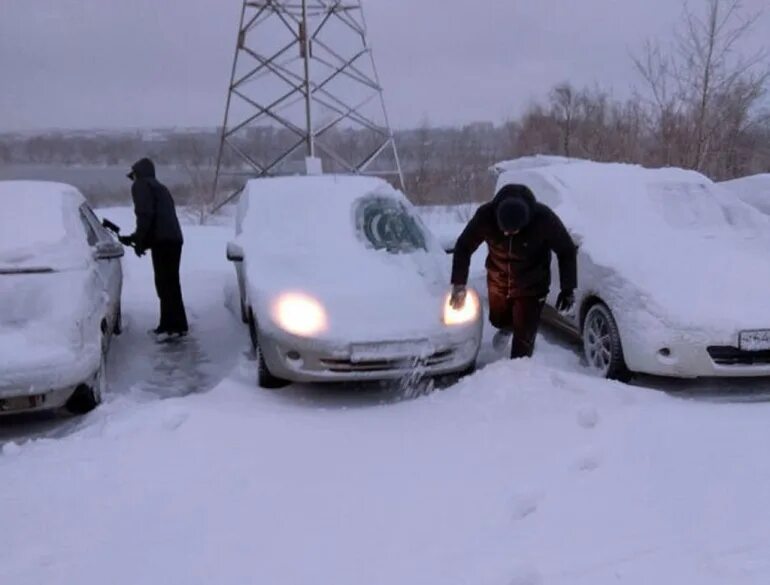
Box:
212, 0, 404, 203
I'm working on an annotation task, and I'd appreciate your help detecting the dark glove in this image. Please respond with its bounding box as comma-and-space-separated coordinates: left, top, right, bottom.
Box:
449, 285, 467, 310
133, 246, 146, 258
555, 290, 575, 313
118, 235, 134, 247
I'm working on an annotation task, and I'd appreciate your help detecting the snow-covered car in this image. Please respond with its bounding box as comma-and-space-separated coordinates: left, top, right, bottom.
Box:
0, 182, 123, 415
226, 175, 482, 387
720, 174, 770, 216
493, 159, 770, 380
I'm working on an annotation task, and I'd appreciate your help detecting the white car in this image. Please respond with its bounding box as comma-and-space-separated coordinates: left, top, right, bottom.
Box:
494, 158, 770, 380
720, 174, 770, 216
0, 182, 123, 415
226, 175, 482, 387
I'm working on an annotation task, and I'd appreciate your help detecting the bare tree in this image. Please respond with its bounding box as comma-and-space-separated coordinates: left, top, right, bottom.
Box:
179, 137, 215, 225
633, 0, 769, 176
550, 83, 576, 157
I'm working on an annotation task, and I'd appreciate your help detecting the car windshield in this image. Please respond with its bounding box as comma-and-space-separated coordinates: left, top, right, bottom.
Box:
355, 196, 427, 254
647, 181, 732, 230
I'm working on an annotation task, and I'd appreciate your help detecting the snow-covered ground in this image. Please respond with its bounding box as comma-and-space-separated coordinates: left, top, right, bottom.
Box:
3, 208, 770, 584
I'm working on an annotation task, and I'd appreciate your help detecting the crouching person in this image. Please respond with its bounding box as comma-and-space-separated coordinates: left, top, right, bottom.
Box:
450, 184, 577, 359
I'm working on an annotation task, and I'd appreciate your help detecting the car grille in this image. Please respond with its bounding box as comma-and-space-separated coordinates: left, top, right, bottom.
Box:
320, 349, 455, 373
708, 346, 770, 366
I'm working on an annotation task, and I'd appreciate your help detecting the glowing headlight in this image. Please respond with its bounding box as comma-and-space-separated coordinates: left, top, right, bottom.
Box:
272, 292, 328, 337
443, 289, 480, 326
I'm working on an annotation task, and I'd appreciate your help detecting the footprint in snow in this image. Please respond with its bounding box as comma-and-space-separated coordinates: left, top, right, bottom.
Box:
576, 406, 600, 430
575, 449, 601, 472
511, 490, 543, 521
507, 562, 543, 585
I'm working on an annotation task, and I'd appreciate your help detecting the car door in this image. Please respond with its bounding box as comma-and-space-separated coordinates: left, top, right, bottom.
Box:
79, 204, 123, 326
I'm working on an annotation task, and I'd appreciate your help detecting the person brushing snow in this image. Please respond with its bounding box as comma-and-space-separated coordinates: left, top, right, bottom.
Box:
450, 184, 577, 359
120, 157, 189, 340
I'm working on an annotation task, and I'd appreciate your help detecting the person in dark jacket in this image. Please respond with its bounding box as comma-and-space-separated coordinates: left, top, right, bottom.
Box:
120, 157, 189, 338
450, 184, 577, 359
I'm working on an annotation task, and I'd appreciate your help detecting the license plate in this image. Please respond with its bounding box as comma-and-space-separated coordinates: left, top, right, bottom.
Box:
0, 393, 47, 413
351, 340, 432, 362
739, 330, 770, 352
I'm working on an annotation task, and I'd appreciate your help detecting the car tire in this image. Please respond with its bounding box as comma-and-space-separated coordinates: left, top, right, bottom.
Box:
113, 303, 123, 335
582, 303, 632, 382
247, 308, 290, 389
434, 361, 477, 390
240, 297, 248, 324
65, 352, 106, 415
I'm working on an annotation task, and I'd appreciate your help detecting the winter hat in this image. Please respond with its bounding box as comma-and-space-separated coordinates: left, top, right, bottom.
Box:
127, 157, 156, 180
496, 196, 531, 233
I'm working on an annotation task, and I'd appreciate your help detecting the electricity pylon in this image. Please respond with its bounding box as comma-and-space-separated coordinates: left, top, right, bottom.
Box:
212, 0, 404, 204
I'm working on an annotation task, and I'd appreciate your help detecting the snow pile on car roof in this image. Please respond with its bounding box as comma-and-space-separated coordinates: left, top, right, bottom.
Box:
720, 174, 770, 216
238, 175, 398, 239
497, 160, 770, 332
0, 181, 90, 269
491, 155, 586, 176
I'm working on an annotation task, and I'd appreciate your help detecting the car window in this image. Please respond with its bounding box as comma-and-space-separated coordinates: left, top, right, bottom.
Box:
648, 182, 731, 229
355, 196, 427, 254
79, 211, 99, 246
81, 204, 112, 241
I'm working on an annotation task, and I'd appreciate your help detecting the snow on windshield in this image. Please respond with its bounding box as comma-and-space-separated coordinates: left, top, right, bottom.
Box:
237, 175, 437, 260
235, 175, 448, 341
355, 196, 427, 254
646, 181, 732, 230
0, 181, 90, 269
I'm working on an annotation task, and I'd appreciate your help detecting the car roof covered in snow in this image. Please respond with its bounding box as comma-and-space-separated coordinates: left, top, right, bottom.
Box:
244, 174, 400, 205
236, 174, 406, 237
720, 174, 770, 215
496, 159, 736, 221
0, 181, 90, 270
490, 155, 587, 176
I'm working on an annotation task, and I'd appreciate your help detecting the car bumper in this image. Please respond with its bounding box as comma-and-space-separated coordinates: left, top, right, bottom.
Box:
260, 328, 482, 383
0, 346, 100, 415
629, 339, 770, 379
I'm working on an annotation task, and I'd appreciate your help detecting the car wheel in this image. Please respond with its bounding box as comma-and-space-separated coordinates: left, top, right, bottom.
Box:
65, 351, 106, 415
433, 361, 477, 390
247, 309, 289, 389
257, 345, 290, 389
113, 303, 123, 335
240, 297, 248, 324
582, 303, 631, 382
247, 308, 259, 352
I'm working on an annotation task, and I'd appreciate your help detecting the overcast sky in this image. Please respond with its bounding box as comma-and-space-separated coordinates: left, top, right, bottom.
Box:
1, 0, 767, 131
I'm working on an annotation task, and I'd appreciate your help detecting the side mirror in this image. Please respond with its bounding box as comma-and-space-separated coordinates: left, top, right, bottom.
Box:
94, 241, 124, 260
227, 241, 245, 262
570, 232, 583, 249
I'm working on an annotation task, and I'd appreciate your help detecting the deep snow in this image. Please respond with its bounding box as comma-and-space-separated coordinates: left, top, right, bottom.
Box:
2, 206, 770, 584
721, 174, 770, 216
0, 181, 90, 270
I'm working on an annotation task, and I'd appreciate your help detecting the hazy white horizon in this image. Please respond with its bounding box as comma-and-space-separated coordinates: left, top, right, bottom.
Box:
1, 0, 767, 132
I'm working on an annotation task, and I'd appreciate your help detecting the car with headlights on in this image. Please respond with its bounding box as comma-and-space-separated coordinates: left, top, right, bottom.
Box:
0, 181, 123, 415
492, 158, 770, 380
226, 175, 483, 388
